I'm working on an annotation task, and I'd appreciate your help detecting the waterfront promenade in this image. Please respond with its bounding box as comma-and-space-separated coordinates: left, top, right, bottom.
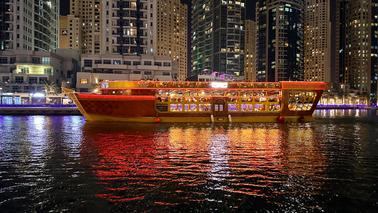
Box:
0, 104, 80, 115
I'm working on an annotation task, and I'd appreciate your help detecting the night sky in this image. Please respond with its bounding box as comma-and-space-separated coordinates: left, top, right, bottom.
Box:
60, 1, 256, 20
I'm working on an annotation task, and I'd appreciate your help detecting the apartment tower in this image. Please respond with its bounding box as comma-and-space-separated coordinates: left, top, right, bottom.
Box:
191, 0, 246, 78
244, 20, 256, 81
153, 0, 188, 80
347, 0, 378, 104
69, 0, 154, 55
0, 0, 59, 51
256, 0, 304, 82
304, 0, 332, 83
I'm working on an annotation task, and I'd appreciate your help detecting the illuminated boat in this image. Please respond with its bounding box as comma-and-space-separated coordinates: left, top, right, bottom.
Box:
64, 81, 328, 123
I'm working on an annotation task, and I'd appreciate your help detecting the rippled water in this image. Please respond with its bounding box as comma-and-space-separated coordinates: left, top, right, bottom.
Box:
0, 110, 378, 212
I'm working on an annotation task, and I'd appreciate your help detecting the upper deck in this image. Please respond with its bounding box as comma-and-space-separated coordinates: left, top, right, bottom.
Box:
101, 81, 328, 91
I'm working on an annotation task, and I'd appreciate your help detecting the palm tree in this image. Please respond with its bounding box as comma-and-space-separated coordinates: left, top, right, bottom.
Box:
44, 82, 59, 95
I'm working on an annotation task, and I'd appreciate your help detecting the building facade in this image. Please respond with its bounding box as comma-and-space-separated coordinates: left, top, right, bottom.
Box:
67, 0, 188, 83
191, 0, 246, 78
153, 0, 187, 80
77, 55, 175, 91
0, 50, 79, 93
59, 15, 82, 49
0, 0, 59, 52
342, 0, 378, 104
244, 20, 256, 81
256, 0, 304, 82
70, 0, 154, 55
304, 0, 334, 83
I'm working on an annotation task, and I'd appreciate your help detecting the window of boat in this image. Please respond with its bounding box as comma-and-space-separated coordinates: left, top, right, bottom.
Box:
241, 103, 253, 112
268, 104, 281, 111
240, 91, 253, 102
170, 104, 183, 112
199, 104, 211, 112
254, 91, 267, 102
254, 104, 265, 112
184, 104, 198, 112
228, 103, 238, 111
288, 91, 316, 111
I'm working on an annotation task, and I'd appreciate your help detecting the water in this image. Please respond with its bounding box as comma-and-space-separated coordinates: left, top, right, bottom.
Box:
0, 110, 377, 212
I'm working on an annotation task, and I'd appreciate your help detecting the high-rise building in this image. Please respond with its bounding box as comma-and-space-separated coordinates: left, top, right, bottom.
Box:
244, 20, 256, 81
69, 0, 188, 77
0, 0, 7, 50
70, 0, 182, 89
344, 0, 378, 104
153, 0, 188, 80
70, 0, 154, 55
256, 0, 304, 82
304, 0, 332, 83
59, 15, 82, 49
0, 0, 59, 52
191, 0, 246, 78
335, 0, 349, 85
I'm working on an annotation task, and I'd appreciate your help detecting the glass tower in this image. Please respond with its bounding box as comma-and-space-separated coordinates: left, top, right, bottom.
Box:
256, 0, 304, 82
191, 0, 246, 78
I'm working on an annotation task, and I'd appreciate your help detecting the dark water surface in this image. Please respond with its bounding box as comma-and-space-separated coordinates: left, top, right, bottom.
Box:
0, 110, 378, 212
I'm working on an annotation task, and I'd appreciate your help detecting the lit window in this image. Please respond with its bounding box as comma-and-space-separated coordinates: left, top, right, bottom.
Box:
80, 79, 88, 84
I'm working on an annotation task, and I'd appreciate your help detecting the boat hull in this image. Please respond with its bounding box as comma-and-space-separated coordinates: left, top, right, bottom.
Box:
72, 94, 315, 123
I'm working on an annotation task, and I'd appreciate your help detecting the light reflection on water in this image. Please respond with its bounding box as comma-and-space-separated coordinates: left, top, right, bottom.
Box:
0, 112, 378, 212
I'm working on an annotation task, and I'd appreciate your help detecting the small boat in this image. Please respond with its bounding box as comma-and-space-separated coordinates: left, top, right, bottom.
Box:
63, 81, 328, 123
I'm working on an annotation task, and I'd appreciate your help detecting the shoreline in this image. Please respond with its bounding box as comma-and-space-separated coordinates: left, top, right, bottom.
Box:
0, 106, 81, 115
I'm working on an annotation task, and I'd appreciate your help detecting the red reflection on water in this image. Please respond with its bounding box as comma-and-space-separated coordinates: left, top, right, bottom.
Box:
81, 124, 172, 203
81, 123, 326, 204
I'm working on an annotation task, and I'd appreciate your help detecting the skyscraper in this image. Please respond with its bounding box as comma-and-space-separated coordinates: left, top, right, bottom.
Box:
335, 0, 349, 85
304, 0, 332, 83
244, 20, 256, 81
191, 0, 246, 78
256, 0, 304, 82
0, 0, 59, 52
153, 0, 188, 80
344, 0, 378, 104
